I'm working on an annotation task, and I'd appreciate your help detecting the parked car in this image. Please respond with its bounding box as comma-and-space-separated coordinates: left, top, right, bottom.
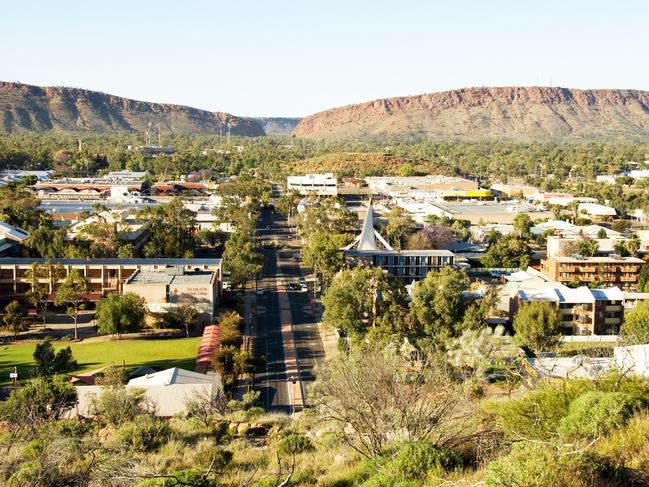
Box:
292, 254, 300, 262
287, 283, 298, 290
300, 284, 308, 292
299, 277, 306, 285
256, 288, 265, 295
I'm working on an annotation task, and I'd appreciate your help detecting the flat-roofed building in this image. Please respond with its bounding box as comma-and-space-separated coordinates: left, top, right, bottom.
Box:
540, 255, 645, 290
0, 258, 221, 304
123, 267, 219, 323
366, 176, 483, 200
287, 173, 338, 196
343, 200, 455, 283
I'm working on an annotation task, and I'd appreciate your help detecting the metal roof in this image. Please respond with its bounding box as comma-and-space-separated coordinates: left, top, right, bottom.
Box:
0, 258, 221, 266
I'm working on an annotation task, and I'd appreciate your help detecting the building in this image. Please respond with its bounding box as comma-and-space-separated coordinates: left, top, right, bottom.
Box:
34, 178, 149, 200
74, 367, 220, 418
540, 255, 645, 290
0, 222, 29, 256
490, 183, 540, 198
0, 169, 53, 183
366, 176, 487, 200
123, 266, 219, 323
287, 173, 338, 196
0, 258, 222, 306
530, 220, 621, 239
578, 203, 617, 218
396, 199, 551, 225
65, 209, 150, 251
343, 200, 455, 283
546, 235, 628, 258
511, 286, 625, 335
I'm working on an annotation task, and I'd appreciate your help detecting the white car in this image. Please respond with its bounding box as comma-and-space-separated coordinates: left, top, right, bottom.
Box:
256, 288, 265, 295
300, 284, 308, 292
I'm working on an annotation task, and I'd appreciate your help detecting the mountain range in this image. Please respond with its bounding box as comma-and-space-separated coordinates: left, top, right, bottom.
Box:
292, 87, 649, 141
2, 83, 649, 141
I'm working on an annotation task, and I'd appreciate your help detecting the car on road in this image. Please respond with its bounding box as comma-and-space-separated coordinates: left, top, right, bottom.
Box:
287, 283, 298, 291
256, 288, 265, 295
292, 254, 300, 262
300, 284, 308, 292
299, 277, 306, 285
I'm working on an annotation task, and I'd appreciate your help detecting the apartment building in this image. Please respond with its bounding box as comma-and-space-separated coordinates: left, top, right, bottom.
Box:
540, 255, 645, 290
511, 286, 625, 335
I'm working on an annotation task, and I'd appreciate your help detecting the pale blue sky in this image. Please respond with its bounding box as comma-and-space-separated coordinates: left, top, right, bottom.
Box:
1, 0, 648, 117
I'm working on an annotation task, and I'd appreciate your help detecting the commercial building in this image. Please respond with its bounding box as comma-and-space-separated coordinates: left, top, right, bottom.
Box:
0, 222, 29, 256
546, 235, 628, 258
0, 258, 222, 307
540, 255, 645, 290
343, 200, 455, 283
396, 199, 551, 225
123, 266, 219, 323
490, 183, 540, 198
511, 286, 625, 336
65, 209, 150, 251
578, 203, 617, 218
34, 178, 149, 200
366, 176, 488, 200
287, 173, 338, 196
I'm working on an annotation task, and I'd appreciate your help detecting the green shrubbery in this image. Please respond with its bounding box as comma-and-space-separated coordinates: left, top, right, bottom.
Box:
115, 415, 172, 453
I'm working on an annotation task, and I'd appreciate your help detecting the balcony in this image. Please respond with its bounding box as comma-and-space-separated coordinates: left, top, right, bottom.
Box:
605, 305, 622, 312
604, 317, 622, 325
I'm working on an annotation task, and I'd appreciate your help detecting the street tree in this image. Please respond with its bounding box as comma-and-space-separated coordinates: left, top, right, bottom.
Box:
222, 232, 263, 289
512, 301, 562, 352
54, 269, 89, 341
96, 292, 147, 339
140, 198, 196, 258
322, 266, 407, 340
301, 232, 349, 286
298, 197, 356, 242
2, 299, 28, 336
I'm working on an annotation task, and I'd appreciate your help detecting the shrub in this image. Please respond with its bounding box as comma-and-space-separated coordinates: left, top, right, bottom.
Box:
558, 391, 638, 439
90, 386, 149, 426
115, 415, 172, 452
277, 433, 314, 456
484, 441, 612, 487
595, 412, 649, 473
135, 469, 217, 486
390, 442, 462, 478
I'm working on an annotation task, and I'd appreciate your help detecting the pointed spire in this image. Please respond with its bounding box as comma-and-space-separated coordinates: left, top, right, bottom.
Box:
358, 197, 377, 251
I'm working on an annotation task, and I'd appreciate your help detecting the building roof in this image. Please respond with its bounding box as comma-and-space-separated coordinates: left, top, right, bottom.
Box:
549, 256, 645, 264
128, 367, 216, 386
345, 249, 454, 257
358, 200, 378, 250
0, 258, 221, 266
0, 222, 29, 242
127, 270, 214, 285
518, 285, 625, 304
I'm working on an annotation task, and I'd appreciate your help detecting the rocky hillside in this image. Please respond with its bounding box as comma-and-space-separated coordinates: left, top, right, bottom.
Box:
293, 87, 649, 140
253, 117, 301, 136
0, 82, 265, 136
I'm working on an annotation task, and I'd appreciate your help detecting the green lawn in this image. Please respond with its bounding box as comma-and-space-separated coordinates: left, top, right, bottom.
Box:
0, 337, 201, 385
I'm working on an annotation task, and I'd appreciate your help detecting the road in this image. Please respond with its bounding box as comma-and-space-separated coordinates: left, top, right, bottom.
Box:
252, 207, 325, 411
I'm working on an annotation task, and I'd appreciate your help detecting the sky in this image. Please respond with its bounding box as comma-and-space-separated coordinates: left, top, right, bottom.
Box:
1, 0, 648, 117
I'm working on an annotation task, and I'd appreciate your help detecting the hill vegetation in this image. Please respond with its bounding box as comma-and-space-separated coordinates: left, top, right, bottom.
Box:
293, 86, 649, 141
0, 82, 265, 136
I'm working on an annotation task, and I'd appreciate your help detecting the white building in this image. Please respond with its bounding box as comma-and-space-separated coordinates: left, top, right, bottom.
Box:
287, 173, 337, 196
578, 203, 617, 218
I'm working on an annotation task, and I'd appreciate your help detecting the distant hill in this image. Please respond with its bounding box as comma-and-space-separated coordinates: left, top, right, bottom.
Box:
292, 87, 649, 141
253, 117, 301, 136
0, 82, 265, 136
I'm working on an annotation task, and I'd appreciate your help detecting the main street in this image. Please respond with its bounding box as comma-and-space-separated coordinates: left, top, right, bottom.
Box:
252, 207, 326, 411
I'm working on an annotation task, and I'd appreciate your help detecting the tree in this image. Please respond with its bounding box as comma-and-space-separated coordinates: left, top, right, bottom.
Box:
576, 238, 599, 257
638, 264, 649, 293
0, 376, 77, 431
25, 262, 64, 328
322, 266, 407, 340
385, 207, 416, 250
222, 232, 263, 289
301, 232, 349, 286
140, 198, 196, 258
312, 346, 471, 458
2, 299, 27, 336
175, 304, 198, 337
298, 197, 356, 241
512, 301, 562, 352
513, 213, 533, 238
96, 292, 147, 339
54, 269, 89, 341
33, 337, 77, 376
408, 267, 471, 341
482, 234, 531, 269
620, 299, 649, 345
406, 225, 455, 250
